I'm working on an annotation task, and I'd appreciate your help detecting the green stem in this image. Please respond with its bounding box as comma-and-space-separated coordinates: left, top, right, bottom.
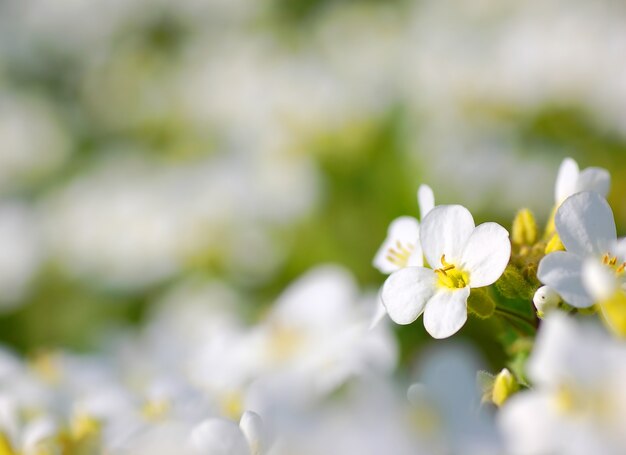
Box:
494, 307, 536, 335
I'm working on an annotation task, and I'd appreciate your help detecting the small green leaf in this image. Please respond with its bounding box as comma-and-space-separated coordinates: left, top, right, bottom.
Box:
468, 288, 496, 319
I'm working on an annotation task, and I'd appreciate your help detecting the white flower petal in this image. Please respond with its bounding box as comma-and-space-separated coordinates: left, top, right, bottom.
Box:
381, 267, 436, 325
498, 392, 561, 455
239, 411, 269, 455
460, 222, 511, 288
555, 192, 616, 256
369, 298, 387, 330
575, 167, 610, 198
555, 157, 579, 204
582, 258, 617, 302
537, 251, 593, 308
417, 184, 435, 220
190, 419, 251, 455
420, 205, 475, 269
422, 288, 470, 339
373, 216, 421, 274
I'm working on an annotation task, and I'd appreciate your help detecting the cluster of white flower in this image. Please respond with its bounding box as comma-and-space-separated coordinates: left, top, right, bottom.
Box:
0, 266, 422, 455
372, 156, 626, 454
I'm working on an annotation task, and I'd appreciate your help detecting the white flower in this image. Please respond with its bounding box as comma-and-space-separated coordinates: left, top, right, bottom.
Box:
554, 157, 610, 206
407, 345, 502, 455
538, 191, 623, 308
499, 313, 626, 455
373, 184, 435, 274
189, 411, 270, 455
381, 205, 510, 339
254, 265, 397, 395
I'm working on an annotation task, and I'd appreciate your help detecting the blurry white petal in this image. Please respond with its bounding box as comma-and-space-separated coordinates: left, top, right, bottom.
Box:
239, 411, 269, 455
190, 419, 250, 455
417, 184, 435, 220
406, 383, 428, 407
555, 157, 579, 204
537, 251, 592, 308
421, 205, 475, 269
555, 192, 616, 257
613, 237, 626, 263
22, 417, 57, 452
381, 267, 436, 325
582, 258, 617, 302
423, 288, 470, 339
575, 167, 610, 198
369, 299, 387, 330
373, 216, 421, 274
460, 223, 510, 288
498, 392, 559, 455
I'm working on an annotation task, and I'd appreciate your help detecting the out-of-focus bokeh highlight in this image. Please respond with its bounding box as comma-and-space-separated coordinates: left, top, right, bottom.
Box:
1, 0, 626, 372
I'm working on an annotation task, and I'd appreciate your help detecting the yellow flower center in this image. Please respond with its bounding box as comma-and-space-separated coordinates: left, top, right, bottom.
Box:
141, 399, 170, 422
434, 255, 469, 289
386, 241, 416, 267
553, 384, 612, 419
602, 253, 626, 275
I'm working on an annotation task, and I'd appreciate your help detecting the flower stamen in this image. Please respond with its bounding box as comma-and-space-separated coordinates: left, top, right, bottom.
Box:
386, 241, 415, 266
435, 255, 469, 289
602, 253, 626, 276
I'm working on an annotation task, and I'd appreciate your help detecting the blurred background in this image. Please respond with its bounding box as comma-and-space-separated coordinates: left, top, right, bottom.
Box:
0, 0, 625, 366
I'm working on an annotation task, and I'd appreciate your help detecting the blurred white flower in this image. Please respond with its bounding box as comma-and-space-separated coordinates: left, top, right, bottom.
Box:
253, 265, 397, 395
190, 411, 270, 455
41, 152, 317, 290
554, 157, 610, 206
408, 344, 502, 455
499, 313, 626, 455
0, 203, 43, 309
0, 93, 69, 194
382, 205, 510, 338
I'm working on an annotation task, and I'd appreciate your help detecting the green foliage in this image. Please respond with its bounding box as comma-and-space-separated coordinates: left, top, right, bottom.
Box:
467, 288, 496, 319
495, 265, 536, 301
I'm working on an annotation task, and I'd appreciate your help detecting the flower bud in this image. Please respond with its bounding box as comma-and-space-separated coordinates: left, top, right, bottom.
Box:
492, 368, 519, 407
512, 209, 538, 246
544, 234, 565, 254
533, 285, 561, 317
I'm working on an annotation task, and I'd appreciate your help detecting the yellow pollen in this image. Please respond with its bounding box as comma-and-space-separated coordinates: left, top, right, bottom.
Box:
434, 255, 469, 289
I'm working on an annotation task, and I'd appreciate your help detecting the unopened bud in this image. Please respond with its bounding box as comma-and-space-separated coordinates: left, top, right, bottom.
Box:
545, 234, 565, 254
512, 209, 538, 246
533, 286, 561, 317
492, 368, 519, 407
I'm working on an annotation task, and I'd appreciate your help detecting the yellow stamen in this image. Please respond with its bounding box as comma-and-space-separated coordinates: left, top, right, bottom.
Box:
601, 253, 626, 276
434, 255, 469, 289
386, 241, 416, 267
